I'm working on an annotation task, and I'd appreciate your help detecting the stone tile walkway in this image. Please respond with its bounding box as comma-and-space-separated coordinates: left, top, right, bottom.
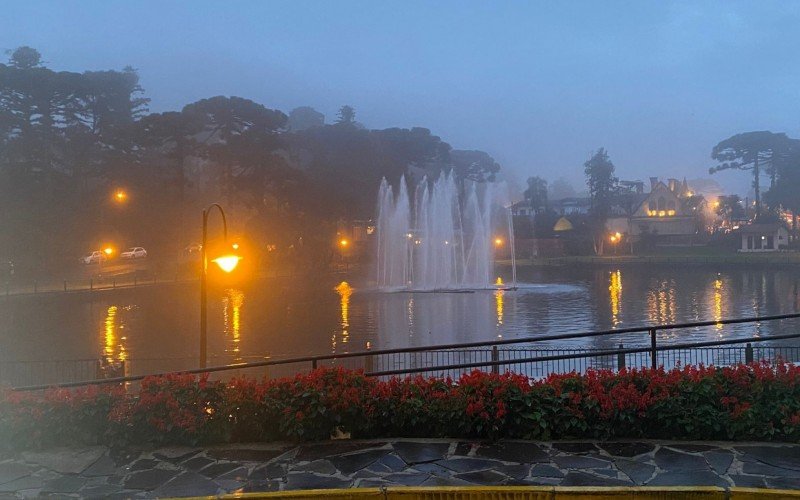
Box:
1, 439, 799, 498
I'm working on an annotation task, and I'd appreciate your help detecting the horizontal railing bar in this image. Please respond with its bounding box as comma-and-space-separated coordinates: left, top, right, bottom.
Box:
365, 333, 800, 377
197, 312, 800, 366
12, 328, 800, 391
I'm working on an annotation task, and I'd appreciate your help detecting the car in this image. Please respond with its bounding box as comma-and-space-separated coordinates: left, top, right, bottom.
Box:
80, 251, 106, 265
121, 247, 147, 259
183, 244, 202, 258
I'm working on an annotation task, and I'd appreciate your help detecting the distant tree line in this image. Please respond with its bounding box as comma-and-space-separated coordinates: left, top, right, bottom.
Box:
0, 47, 501, 275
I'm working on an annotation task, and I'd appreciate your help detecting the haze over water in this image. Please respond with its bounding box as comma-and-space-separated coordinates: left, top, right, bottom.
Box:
2, 266, 800, 376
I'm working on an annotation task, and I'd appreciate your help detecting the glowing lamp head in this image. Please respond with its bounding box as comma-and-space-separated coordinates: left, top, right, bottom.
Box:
610, 235, 618, 243
103, 247, 114, 255
339, 239, 349, 247
494, 238, 503, 247
113, 189, 127, 203
231, 243, 240, 250
212, 254, 241, 273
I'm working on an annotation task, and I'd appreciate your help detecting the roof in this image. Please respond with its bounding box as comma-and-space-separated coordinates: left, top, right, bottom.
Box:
738, 223, 788, 234
553, 217, 574, 231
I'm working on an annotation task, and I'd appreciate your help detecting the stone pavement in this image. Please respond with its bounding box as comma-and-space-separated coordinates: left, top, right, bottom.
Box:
0, 439, 799, 498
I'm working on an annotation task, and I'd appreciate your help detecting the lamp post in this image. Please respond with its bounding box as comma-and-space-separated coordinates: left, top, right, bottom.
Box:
200, 203, 240, 369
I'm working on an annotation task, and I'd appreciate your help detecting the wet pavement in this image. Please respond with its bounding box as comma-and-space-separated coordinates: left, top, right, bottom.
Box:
1, 439, 799, 498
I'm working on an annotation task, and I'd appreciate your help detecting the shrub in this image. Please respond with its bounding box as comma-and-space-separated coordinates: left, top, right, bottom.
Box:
1, 362, 800, 451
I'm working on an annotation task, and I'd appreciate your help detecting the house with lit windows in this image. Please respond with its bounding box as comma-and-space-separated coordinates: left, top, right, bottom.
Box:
606, 177, 709, 245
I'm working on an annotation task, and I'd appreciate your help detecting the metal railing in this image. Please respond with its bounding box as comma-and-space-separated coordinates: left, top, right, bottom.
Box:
8, 312, 800, 391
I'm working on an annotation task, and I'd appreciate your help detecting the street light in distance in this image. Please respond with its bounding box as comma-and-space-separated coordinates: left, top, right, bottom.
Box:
113, 189, 128, 204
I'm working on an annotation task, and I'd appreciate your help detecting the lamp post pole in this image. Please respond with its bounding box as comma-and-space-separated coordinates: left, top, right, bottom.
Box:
200, 203, 228, 369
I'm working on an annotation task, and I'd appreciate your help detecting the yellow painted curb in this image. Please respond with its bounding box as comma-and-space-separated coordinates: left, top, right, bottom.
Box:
184, 486, 800, 500
729, 487, 800, 499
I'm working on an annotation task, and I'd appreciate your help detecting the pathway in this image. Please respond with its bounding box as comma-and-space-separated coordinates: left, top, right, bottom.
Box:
0, 439, 799, 498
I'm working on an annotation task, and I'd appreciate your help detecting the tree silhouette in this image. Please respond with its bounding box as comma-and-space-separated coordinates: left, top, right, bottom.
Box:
524, 176, 548, 213
336, 105, 356, 126
709, 131, 792, 217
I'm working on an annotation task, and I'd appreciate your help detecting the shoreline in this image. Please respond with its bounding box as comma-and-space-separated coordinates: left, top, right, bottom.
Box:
498, 253, 800, 268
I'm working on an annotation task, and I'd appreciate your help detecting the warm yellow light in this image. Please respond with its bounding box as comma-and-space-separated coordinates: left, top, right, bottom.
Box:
658, 210, 666, 217
495, 276, 504, 286
113, 189, 128, 203
232, 243, 240, 250
339, 239, 349, 247
213, 255, 241, 273
713, 201, 720, 208
494, 238, 503, 246
103, 247, 114, 255
406, 233, 413, 239
667, 209, 676, 216
610, 235, 618, 243
615, 232, 621, 238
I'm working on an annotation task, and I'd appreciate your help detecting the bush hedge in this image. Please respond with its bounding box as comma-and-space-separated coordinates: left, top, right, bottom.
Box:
2, 362, 800, 450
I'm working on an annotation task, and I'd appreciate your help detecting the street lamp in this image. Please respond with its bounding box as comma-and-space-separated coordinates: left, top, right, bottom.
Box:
200, 203, 241, 369
113, 188, 128, 204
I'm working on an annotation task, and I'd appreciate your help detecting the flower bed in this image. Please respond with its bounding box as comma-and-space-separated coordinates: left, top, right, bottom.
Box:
2, 362, 800, 450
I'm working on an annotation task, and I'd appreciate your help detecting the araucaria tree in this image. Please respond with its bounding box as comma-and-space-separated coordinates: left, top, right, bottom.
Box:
709, 131, 792, 217
524, 176, 548, 213
584, 148, 617, 255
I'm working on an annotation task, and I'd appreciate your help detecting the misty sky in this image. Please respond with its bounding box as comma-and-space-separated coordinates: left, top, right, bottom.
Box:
3, 1, 800, 195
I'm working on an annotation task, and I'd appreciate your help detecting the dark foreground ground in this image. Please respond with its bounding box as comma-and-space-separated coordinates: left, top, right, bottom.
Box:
1, 439, 799, 498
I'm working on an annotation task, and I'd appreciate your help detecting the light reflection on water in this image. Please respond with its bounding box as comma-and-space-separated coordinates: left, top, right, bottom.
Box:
3, 266, 800, 366
222, 288, 245, 363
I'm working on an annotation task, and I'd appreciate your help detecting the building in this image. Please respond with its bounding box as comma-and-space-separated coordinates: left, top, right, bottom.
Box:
607, 177, 708, 245
737, 223, 790, 252
552, 197, 591, 215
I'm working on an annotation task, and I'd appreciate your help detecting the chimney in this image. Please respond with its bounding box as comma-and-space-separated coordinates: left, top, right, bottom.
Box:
668, 179, 677, 192
649, 177, 658, 191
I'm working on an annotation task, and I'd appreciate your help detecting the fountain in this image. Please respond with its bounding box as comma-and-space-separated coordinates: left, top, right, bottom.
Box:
375, 172, 514, 291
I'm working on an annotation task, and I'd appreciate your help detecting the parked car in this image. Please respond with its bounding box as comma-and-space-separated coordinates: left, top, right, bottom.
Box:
80, 251, 106, 265
121, 247, 147, 259
183, 244, 202, 258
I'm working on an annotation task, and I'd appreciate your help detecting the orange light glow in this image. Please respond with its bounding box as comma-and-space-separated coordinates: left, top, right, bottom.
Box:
212, 255, 241, 273
113, 189, 128, 203
103, 247, 114, 255
232, 243, 240, 250
494, 238, 503, 247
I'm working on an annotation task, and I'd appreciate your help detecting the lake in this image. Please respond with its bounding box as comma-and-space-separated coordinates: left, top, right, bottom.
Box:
2, 264, 800, 381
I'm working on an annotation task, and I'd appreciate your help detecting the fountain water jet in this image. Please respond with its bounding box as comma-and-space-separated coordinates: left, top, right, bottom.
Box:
375, 172, 510, 291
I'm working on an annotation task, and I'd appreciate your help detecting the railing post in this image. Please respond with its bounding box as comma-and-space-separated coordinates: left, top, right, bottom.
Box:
617, 343, 625, 371
491, 345, 499, 374
365, 355, 374, 374
63, 280, 67, 292
745, 342, 754, 364
112, 279, 116, 289
312, 359, 318, 370
649, 328, 658, 369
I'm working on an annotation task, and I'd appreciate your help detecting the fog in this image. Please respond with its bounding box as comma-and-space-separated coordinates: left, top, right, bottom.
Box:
4, 1, 800, 195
